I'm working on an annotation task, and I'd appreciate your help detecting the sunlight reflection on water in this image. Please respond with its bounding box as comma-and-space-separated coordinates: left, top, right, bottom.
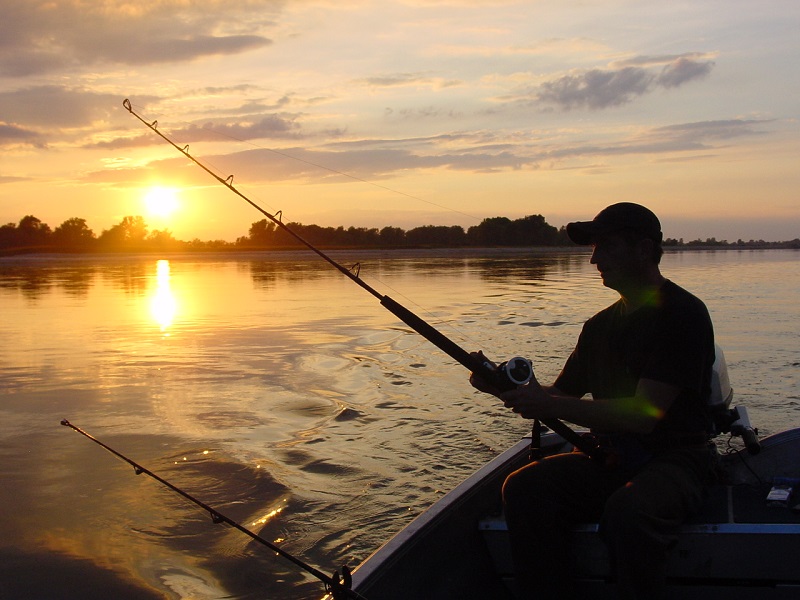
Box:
0, 248, 798, 599
150, 259, 177, 333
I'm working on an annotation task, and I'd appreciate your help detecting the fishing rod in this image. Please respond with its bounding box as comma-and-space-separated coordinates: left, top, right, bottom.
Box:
60, 419, 366, 600
122, 99, 600, 459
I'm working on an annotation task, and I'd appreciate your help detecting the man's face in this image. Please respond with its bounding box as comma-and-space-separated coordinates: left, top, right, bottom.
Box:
589, 233, 646, 291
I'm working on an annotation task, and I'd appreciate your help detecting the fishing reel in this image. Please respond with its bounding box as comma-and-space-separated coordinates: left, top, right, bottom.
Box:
487, 356, 534, 392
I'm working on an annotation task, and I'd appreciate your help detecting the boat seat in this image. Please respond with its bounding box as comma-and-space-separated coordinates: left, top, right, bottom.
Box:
479, 481, 800, 586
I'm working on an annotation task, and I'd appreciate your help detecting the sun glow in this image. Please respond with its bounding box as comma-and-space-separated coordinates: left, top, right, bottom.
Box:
143, 186, 180, 219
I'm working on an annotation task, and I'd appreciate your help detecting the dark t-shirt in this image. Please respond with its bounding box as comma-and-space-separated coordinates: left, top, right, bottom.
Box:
554, 280, 715, 438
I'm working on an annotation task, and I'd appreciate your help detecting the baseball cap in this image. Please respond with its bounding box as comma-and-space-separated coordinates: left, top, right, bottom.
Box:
566, 202, 662, 245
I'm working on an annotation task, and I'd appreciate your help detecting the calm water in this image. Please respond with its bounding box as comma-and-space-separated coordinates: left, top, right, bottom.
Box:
1, 248, 798, 599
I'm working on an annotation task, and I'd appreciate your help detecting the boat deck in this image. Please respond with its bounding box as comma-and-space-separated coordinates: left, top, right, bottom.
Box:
479, 436, 800, 599
348, 429, 800, 600
481, 482, 800, 586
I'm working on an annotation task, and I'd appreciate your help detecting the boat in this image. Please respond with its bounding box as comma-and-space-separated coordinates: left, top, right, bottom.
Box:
329, 349, 800, 599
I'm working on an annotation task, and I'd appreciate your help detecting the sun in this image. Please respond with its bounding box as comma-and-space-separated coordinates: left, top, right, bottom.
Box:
143, 186, 180, 219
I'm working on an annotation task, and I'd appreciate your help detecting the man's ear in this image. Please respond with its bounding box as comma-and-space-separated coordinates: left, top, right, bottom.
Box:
636, 237, 655, 263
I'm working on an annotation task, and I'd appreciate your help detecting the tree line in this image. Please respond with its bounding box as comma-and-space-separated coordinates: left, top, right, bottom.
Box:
0, 215, 178, 254
1, 214, 798, 255
0, 213, 567, 253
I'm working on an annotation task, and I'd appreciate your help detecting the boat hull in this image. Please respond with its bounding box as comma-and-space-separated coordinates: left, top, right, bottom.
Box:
345, 429, 800, 599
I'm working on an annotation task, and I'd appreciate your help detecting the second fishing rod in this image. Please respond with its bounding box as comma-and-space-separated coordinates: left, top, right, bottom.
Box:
122, 99, 600, 460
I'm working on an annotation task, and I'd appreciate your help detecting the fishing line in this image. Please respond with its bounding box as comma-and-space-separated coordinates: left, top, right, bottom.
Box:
121, 99, 482, 222
122, 98, 600, 460
122, 99, 487, 353
60, 419, 366, 600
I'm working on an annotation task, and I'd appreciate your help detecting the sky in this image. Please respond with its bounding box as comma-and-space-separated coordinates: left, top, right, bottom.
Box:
1, 0, 798, 243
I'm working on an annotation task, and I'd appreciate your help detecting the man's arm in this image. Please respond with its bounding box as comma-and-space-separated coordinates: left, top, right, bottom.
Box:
501, 378, 682, 434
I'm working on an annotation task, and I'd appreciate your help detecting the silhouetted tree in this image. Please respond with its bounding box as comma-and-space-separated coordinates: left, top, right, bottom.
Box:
248, 219, 276, 246
147, 229, 180, 250
0, 222, 19, 249
98, 216, 148, 250
508, 214, 560, 246
345, 226, 380, 246
3, 212, 798, 255
467, 216, 512, 246
17, 215, 52, 247
379, 226, 405, 247
53, 217, 96, 249
406, 225, 466, 247
274, 222, 303, 246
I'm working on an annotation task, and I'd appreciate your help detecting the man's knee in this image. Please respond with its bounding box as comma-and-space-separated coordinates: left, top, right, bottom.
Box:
601, 481, 679, 550
502, 462, 547, 513
503, 453, 600, 521
602, 483, 638, 524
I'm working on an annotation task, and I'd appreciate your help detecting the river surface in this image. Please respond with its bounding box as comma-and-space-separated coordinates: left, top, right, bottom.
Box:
1, 248, 798, 599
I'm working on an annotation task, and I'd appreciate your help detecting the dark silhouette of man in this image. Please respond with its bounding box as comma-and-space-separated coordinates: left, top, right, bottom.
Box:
472, 203, 717, 599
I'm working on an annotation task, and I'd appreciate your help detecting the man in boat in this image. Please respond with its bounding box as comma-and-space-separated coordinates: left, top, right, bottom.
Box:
471, 202, 718, 600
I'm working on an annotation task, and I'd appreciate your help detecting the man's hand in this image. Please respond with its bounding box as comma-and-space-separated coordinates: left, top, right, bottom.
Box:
469, 349, 557, 421
497, 377, 680, 432
499, 379, 554, 420
469, 350, 542, 405
468, 351, 502, 395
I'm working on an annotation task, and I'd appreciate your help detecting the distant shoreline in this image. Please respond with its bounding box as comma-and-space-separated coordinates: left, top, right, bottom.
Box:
2, 243, 798, 260
4, 214, 798, 258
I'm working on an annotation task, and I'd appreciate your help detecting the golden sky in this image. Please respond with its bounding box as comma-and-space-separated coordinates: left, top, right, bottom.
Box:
1, 0, 798, 242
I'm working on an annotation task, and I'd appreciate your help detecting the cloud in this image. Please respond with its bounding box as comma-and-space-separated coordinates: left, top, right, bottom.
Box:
102, 34, 271, 66
657, 56, 715, 88
533, 118, 768, 162
0, 0, 279, 77
90, 115, 770, 189
537, 67, 654, 110
648, 119, 767, 144
84, 141, 524, 188
0, 122, 44, 148
193, 115, 309, 141
0, 174, 31, 184
526, 54, 716, 111
0, 85, 309, 147
384, 106, 465, 121
612, 52, 716, 69
0, 86, 121, 128
358, 73, 462, 90
92, 113, 306, 150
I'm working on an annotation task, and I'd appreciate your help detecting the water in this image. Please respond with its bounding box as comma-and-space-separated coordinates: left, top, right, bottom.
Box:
1, 248, 798, 599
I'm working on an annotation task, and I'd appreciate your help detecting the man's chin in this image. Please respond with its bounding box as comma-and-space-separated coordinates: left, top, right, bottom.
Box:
599, 271, 618, 289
